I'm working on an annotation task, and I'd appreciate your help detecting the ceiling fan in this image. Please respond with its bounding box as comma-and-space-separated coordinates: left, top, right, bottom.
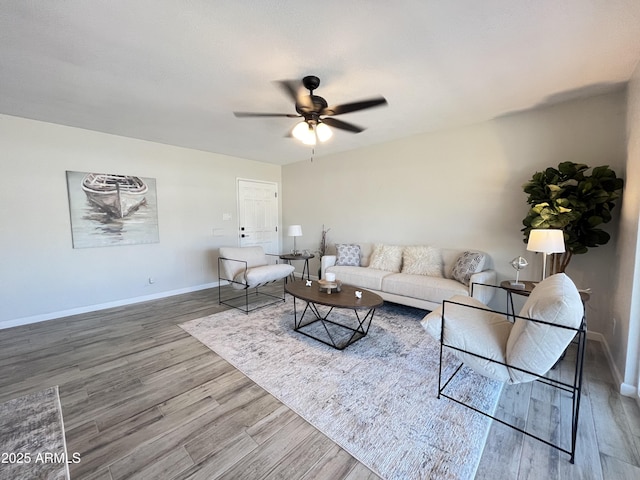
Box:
233, 75, 388, 145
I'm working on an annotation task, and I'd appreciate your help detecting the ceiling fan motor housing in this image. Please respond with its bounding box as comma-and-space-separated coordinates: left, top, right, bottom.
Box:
302, 75, 321, 91
296, 95, 328, 117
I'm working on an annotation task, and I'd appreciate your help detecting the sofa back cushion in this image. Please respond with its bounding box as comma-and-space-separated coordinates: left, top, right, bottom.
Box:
368, 244, 403, 272
401, 245, 443, 276
506, 273, 583, 383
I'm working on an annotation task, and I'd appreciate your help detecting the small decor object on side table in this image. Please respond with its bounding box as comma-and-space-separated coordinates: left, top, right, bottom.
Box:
509, 256, 529, 290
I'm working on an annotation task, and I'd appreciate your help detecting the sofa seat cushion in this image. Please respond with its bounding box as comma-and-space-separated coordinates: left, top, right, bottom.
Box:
326, 265, 392, 291
382, 273, 468, 304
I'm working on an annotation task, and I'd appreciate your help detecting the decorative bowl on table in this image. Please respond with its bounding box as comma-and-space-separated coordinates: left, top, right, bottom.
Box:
318, 279, 342, 294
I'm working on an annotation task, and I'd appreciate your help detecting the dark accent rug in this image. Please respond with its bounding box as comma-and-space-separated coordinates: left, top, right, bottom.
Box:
180, 302, 502, 479
0, 386, 70, 480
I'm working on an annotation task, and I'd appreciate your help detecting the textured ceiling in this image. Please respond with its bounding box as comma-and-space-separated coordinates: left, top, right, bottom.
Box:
1, 1, 640, 165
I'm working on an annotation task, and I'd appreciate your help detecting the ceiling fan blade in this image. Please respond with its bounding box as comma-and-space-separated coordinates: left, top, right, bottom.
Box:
322, 117, 364, 133
277, 79, 314, 112
321, 96, 388, 116
277, 79, 301, 102
234, 112, 300, 118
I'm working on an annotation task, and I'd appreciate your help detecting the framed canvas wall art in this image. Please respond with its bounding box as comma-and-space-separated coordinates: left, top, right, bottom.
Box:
66, 171, 160, 248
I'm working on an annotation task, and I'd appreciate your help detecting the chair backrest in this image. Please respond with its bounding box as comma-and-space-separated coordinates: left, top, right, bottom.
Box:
218, 246, 267, 281
506, 273, 583, 383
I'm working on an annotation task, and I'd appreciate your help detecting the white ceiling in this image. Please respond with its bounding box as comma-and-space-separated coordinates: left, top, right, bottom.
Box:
1, 1, 640, 165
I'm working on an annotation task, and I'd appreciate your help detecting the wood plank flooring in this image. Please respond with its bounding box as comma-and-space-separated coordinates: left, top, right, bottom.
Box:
1, 285, 639, 479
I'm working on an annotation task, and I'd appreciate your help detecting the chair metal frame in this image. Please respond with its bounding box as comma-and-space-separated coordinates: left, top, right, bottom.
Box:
436, 282, 586, 463
218, 253, 288, 314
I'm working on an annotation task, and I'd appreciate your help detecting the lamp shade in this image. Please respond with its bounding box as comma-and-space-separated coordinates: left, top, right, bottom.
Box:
287, 225, 303, 237
526, 229, 565, 254
292, 122, 316, 145
316, 122, 333, 142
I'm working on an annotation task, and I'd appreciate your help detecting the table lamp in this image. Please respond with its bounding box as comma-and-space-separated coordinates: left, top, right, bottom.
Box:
287, 225, 303, 255
526, 229, 565, 280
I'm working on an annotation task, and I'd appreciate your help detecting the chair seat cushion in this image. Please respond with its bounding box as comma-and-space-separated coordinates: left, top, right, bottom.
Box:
233, 264, 294, 288
422, 295, 513, 382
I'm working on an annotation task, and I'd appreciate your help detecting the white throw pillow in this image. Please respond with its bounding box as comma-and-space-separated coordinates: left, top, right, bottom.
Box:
368, 244, 403, 272
401, 245, 443, 276
450, 251, 487, 286
335, 243, 361, 266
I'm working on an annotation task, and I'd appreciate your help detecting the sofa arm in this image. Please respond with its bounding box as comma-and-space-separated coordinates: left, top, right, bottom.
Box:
321, 255, 337, 280
468, 269, 497, 304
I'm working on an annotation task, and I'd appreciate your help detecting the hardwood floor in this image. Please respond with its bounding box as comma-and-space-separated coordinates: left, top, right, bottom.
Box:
1, 286, 639, 479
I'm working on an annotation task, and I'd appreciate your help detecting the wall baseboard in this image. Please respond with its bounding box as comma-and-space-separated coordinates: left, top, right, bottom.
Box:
587, 331, 637, 398
0, 282, 220, 331
620, 382, 639, 398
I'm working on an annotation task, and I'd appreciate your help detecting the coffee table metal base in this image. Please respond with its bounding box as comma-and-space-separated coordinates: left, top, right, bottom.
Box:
292, 297, 376, 350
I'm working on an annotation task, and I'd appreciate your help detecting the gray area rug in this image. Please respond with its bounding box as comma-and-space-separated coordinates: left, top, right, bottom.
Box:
0, 386, 70, 480
180, 301, 503, 479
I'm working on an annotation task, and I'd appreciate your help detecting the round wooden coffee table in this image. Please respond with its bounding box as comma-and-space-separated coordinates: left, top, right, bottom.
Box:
285, 281, 383, 350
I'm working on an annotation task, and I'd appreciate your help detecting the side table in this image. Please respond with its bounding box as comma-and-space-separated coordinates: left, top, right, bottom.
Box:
500, 280, 538, 320
279, 253, 315, 281
500, 279, 590, 319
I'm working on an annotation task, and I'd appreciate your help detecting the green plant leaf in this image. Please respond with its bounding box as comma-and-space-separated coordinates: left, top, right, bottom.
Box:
521, 161, 623, 258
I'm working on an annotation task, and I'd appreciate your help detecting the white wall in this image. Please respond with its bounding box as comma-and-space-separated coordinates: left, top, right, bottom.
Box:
1, 90, 635, 391
618, 61, 640, 397
0, 114, 281, 327
283, 90, 627, 336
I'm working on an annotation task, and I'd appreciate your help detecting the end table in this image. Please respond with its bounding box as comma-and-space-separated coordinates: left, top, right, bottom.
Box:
279, 253, 315, 281
500, 279, 590, 320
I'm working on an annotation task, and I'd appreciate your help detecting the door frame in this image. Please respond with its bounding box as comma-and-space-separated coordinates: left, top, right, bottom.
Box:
236, 178, 280, 253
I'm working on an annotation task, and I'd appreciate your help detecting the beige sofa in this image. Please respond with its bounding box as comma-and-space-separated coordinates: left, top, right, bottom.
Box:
321, 243, 496, 311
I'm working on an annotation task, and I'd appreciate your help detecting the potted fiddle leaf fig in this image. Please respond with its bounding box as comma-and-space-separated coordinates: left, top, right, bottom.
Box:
521, 161, 624, 273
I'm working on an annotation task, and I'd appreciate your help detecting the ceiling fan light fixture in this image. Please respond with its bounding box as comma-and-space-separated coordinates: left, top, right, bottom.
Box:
292, 121, 316, 145
316, 122, 333, 142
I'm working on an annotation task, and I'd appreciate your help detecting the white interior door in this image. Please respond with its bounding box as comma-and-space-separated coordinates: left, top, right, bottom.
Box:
237, 179, 279, 254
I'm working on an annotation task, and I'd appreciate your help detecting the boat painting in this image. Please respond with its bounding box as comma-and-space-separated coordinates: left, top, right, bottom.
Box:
66, 171, 159, 248
81, 173, 148, 218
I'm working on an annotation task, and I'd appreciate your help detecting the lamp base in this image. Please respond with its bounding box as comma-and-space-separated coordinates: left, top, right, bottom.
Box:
509, 281, 526, 289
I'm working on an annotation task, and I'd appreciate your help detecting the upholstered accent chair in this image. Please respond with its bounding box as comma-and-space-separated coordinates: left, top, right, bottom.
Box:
422, 273, 586, 463
218, 246, 295, 313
